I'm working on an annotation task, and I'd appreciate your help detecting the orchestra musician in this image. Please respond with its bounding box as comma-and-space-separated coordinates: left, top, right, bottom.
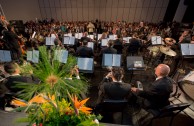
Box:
179, 30, 191, 43
3, 25, 22, 60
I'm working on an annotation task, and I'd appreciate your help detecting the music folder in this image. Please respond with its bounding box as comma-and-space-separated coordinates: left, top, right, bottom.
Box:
63, 36, 75, 45
27, 50, 39, 63
0, 50, 12, 62
54, 50, 68, 63
102, 54, 121, 67
181, 44, 194, 56
101, 39, 108, 46
46, 37, 55, 45
87, 42, 94, 50
127, 56, 145, 70
123, 37, 132, 43
151, 36, 162, 45
77, 57, 94, 73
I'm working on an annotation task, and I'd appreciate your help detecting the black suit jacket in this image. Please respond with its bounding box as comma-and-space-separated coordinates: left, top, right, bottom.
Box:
97, 78, 131, 104
99, 47, 117, 57
76, 46, 94, 58
137, 77, 173, 109
0, 75, 38, 96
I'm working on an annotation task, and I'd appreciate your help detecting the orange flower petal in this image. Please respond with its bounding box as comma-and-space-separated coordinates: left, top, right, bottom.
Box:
11, 99, 27, 107
80, 98, 90, 107
29, 95, 47, 104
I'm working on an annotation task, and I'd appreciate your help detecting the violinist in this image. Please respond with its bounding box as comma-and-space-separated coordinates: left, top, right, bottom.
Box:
179, 30, 191, 43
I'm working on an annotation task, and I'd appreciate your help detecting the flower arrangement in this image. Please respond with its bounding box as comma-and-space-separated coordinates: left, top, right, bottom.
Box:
12, 93, 102, 126
12, 46, 102, 126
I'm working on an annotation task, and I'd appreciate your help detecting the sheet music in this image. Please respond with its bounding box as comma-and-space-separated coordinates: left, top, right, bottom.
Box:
87, 42, 94, 50
75, 33, 79, 39
98, 34, 102, 40
89, 35, 94, 40
60, 50, 68, 63
112, 54, 121, 66
32, 50, 39, 63
101, 39, 108, 46
104, 54, 113, 66
181, 44, 190, 55
109, 35, 115, 40
123, 37, 128, 43
78, 33, 83, 39
134, 61, 143, 67
64, 34, 68, 36
68, 33, 72, 37
46, 37, 51, 45
27, 51, 32, 61
78, 58, 93, 71
189, 44, 194, 55
63, 37, 70, 44
50, 37, 55, 45
69, 37, 75, 45
151, 36, 162, 45
3, 51, 11, 62
51, 34, 56, 38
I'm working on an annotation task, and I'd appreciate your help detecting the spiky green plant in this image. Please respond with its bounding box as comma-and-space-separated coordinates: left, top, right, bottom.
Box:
18, 46, 89, 100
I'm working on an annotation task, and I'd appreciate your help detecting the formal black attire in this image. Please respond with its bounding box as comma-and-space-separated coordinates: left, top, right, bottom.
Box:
113, 39, 123, 54
136, 77, 173, 109
0, 75, 39, 109
76, 46, 94, 58
97, 77, 131, 104
128, 38, 141, 56
80, 36, 91, 43
99, 47, 117, 57
3, 30, 21, 60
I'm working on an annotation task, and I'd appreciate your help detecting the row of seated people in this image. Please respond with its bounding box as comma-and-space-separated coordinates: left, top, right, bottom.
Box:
95, 64, 174, 124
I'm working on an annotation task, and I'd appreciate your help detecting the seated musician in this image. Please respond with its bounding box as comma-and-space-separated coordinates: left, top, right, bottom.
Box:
97, 67, 131, 104
76, 40, 94, 58
127, 33, 142, 56
98, 40, 117, 57
0, 62, 39, 110
131, 64, 173, 110
113, 34, 123, 54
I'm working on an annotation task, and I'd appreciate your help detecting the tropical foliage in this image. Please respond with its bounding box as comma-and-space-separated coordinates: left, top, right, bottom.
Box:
12, 46, 101, 125
18, 46, 89, 100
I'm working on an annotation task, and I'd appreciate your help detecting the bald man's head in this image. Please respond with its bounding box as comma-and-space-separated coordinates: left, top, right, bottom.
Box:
155, 64, 170, 77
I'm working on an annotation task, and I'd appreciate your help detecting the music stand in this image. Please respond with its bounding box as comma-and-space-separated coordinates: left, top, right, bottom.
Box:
151, 36, 162, 45
102, 54, 121, 67
0, 50, 12, 62
77, 57, 94, 73
126, 56, 145, 82
27, 50, 39, 63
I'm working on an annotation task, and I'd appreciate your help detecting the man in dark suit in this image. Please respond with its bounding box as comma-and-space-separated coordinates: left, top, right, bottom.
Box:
97, 67, 131, 104
76, 40, 94, 58
127, 33, 142, 56
3, 25, 22, 60
131, 64, 173, 109
0, 62, 38, 110
99, 40, 117, 57
113, 34, 123, 54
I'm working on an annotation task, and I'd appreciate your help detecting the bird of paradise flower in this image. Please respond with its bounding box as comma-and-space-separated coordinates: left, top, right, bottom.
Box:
11, 93, 92, 115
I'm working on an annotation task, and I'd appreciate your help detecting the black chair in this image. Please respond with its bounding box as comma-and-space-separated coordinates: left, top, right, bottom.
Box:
147, 103, 190, 126
101, 99, 128, 124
